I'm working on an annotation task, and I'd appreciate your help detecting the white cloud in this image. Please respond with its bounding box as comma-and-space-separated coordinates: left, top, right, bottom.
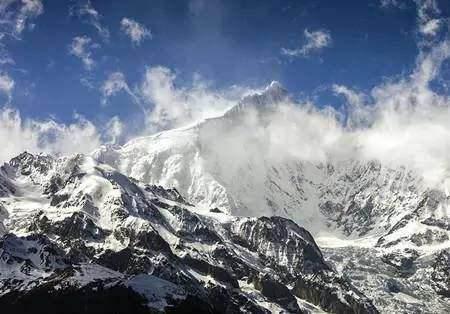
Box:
68, 36, 98, 70
0, 72, 14, 101
0, 108, 101, 163
332, 84, 372, 128
0, 0, 43, 38
188, 38, 450, 189
100, 67, 255, 134
0, 0, 43, 67
104, 116, 123, 144
421, 18, 441, 36
138, 66, 246, 131
15, 0, 43, 34
71, 0, 109, 40
281, 29, 332, 57
415, 0, 442, 38
120, 17, 151, 46
100, 71, 141, 107
383, 0, 444, 39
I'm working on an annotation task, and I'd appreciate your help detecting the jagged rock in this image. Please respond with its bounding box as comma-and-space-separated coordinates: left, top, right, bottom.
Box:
381, 249, 419, 274
431, 250, 450, 297
30, 212, 110, 241
292, 272, 379, 314
252, 274, 302, 313
230, 216, 328, 280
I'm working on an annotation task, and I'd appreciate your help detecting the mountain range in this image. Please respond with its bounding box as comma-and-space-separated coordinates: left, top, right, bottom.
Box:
0, 83, 448, 313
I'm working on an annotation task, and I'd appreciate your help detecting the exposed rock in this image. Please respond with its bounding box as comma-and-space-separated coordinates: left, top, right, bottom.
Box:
431, 250, 450, 297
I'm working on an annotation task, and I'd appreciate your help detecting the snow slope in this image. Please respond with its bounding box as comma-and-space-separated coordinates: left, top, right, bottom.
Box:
92, 82, 450, 313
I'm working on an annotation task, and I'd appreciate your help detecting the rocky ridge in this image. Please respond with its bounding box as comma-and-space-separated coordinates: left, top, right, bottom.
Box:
0, 152, 379, 313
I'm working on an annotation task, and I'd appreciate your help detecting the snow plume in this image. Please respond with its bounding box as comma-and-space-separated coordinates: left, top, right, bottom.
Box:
0, 108, 101, 162
138, 66, 248, 131
197, 39, 450, 188
101, 72, 134, 105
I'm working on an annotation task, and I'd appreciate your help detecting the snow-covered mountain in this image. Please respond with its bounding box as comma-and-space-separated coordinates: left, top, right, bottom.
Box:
92, 82, 450, 313
0, 152, 380, 313
1, 83, 448, 313
94, 82, 449, 249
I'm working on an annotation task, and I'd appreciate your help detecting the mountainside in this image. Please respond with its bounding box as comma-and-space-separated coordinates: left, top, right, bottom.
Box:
1, 83, 448, 313
0, 152, 380, 313
92, 82, 450, 313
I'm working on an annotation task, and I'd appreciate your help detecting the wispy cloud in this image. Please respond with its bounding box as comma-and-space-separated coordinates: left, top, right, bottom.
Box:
281, 29, 332, 57
120, 17, 151, 46
68, 35, 98, 70
70, 0, 109, 40
381, 0, 445, 40
0, 0, 43, 68
0, 72, 14, 101
104, 116, 123, 144
100, 66, 250, 132
0, 0, 43, 39
379, 0, 404, 8
332, 84, 371, 128
100, 71, 140, 106
138, 66, 248, 131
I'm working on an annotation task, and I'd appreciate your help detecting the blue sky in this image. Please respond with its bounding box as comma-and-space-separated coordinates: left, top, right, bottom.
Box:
3, 0, 447, 122
1, 0, 450, 164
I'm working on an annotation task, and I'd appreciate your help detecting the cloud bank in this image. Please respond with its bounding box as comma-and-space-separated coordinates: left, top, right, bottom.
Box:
209, 39, 450, 188
0, 108, 102, 162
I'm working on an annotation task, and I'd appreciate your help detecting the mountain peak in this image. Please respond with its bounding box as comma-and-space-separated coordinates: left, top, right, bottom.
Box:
224, 81, 289, 118
241, 80, 289, 106
267, 80, 285, 92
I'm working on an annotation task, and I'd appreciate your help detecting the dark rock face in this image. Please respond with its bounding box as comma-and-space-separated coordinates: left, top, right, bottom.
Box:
145, 185, 192, 206
97, 247, 152, 274
8, 152, 54, 177
207, 286, 269, 314
0, 285, 153, 314
293, 273, 379, 314
253, 275, 302, 313
230, 216, 328, 279
31, 212, 110, 241
431, 250, 450, 297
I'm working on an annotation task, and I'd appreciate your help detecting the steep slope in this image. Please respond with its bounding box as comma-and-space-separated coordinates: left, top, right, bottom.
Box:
94, 82, 449, 247
93, 82, 450, 313
0, 152, 379, 313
